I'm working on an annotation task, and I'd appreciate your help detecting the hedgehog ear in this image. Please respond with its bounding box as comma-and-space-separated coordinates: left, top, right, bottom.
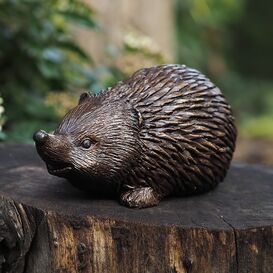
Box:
78, 92, 91, 104
123, 100, 143, 128
133, 107, 143, 127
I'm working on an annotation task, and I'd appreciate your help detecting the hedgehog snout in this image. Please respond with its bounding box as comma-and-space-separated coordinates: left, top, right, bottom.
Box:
33, 130, 48, 144
33, 130, 72, 168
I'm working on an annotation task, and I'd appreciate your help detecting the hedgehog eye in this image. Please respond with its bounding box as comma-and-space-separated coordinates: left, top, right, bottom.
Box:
81, 138, 93, 149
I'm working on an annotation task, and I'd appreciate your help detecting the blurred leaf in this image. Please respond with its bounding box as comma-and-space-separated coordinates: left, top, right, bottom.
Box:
38, 61, 61, 79
57, 40, 91, 60
56, 10, 97, 28
42, 47, 64, 63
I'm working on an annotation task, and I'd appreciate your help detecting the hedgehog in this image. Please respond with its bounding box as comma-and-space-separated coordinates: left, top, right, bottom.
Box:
33, 64, 237, 208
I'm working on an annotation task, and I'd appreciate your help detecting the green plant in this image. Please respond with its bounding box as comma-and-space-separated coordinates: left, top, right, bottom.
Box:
0, 0, 97, 139
174, 0, 241, 74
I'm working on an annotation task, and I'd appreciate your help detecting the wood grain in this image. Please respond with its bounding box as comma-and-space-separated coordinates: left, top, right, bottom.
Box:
0, 144, 272, 273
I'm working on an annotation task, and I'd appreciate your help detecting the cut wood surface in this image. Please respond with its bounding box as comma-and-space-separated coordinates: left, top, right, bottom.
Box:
0, 143, 272, 273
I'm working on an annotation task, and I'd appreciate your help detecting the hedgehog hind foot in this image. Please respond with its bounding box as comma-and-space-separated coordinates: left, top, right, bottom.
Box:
120, 186, 160, 209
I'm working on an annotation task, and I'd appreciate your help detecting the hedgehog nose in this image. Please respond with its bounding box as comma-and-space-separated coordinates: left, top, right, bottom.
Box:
33, 130, 48, 144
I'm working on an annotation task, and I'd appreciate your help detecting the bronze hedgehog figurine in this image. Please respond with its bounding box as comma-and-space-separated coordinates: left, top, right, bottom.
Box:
33, 64, 237, 208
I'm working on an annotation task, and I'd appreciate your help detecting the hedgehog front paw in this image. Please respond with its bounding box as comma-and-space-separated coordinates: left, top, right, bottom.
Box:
120, 187, 160, 208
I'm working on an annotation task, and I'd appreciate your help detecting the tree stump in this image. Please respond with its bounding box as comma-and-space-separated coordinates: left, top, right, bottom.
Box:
0, 144, 272, 273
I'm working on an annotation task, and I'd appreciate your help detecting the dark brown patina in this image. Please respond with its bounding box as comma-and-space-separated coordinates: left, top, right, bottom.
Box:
33, 64, 237, 208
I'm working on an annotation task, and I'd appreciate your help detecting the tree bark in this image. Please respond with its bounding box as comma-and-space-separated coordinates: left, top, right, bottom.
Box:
0, 144, 272, 273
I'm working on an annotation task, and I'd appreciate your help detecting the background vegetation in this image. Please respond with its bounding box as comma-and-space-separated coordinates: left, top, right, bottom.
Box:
0, 0, 272, 162
0, 0, 98, 140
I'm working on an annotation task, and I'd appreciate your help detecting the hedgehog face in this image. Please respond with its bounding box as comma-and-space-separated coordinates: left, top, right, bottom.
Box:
33, 93, 141, 189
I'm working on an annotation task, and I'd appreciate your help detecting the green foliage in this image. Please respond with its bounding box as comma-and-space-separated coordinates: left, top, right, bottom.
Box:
0, 0, 97, 139
218, 73, 273, 118
228, 0, 273, 79
240, 116, 273, 139
174, 0, 241, 72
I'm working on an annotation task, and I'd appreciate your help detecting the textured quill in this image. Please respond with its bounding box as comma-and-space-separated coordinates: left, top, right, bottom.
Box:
33, 64, 237, 208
